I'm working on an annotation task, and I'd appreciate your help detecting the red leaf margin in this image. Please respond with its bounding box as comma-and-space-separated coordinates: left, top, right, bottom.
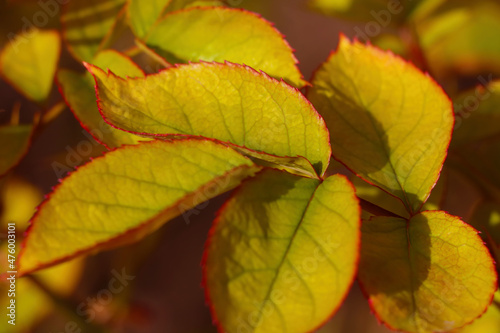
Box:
201, 169, 362, 333
306, 33, 455, 216
85, 60, 331, 178
15, 137, 261, 277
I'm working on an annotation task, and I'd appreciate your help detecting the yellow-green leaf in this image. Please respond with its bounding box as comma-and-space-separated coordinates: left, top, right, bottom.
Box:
127, 0, 172, 38
144, 7, 305, 87
61, 0, 126, 62
58, 50, 147, 148
204, 169, 360, 333
452, 291, 500, 332
358, 211, 497, 332
308, 36, 453, 214
0, 29, 60, 103
0, 124, 33, 176
18, 139, 260, 275
166, 0, 225, 12
87, 61, 331, 177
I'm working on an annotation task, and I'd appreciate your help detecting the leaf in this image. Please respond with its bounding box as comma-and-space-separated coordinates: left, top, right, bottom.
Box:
18, 139, 260, 275
469, 201, 500, 245
87, 61, 331, 177
415, 1, 500, 77
0, 29, 60, 103
0, 124, 33, 177
308, 36, 453, 214
451, 81, 500, 147
0, 176, 43, 230
308, 0, 422, 25
204, 169, 360, 333
358, 211, 497, 332
58, 50, 147, 148
452, 291, 500, 333
61, 0, 127, 62
144, 7, 306, 87
127, 0, 172, 38
166, 0, 225, 12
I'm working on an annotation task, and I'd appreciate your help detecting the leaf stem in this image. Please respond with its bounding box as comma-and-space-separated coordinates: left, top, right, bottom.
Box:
358, 197, 405, 219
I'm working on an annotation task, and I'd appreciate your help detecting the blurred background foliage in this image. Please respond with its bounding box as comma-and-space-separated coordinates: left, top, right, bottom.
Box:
0, 0, 499, 331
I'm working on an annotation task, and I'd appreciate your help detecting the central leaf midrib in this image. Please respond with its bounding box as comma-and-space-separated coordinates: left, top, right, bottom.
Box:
253, 182, 321, 332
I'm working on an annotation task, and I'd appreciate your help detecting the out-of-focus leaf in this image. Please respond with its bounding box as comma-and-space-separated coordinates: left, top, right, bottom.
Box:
204, 170, 360, 333
165, 0, 225, 12
144, 7, 305, 87
416, 1, 500, 77
451, 81, 500, 147
87, 61, 330, 177
0, 256, 84, 333
58, 50, 147, 148
0, 29, 60, 102
469, 201, 500, 245
358, 211, 497, 332
0, 124, 33, 177
127, 0, 172, 38
308, 0, 422, 25
61, 0, 126, 62
308, 36, 453, 214
0, 177, 42, 230
18, 139, 260, 275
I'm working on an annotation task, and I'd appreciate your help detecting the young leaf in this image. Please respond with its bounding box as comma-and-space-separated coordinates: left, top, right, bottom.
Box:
18, 139, 260, 275
144, 7, 306, 87
58, 50, 148, 148
204, 169, 360, 333
358, 211, 497, 332
0, 29, 60, 103
61, 0, 127, 62
308, 36, 453, 214
87, 61, 331, 177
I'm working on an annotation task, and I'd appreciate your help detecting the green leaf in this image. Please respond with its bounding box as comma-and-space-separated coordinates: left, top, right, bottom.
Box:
144, 7, 305, 87
58, 50, 148, 148
127, 0, 172, 38
308, 36, 453, 214
0, 29, 60, 103
18, 139, 260, 275
61, 0, 127, 62
358, 211, 497, 332
87, 61, 331, 177
0, 124, 33, 177
204, 169, 360, 333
